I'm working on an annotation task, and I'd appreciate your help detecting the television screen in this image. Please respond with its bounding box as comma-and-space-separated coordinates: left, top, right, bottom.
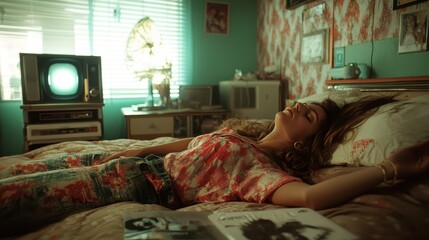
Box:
47, 62, 80, 97
20, 53, 103, 104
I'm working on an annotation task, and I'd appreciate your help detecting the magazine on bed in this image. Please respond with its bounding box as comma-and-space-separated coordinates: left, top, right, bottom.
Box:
123, 208, 358, 240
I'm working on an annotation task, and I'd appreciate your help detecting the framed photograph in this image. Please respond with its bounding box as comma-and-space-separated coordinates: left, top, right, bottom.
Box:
398, 9, 428, 53
333, 47, 345, 67
205, 2, 229, 34
286, 0, 315, 10
301, 29, 328, 64
302, 2, 326, 34
393, 0, 429, 10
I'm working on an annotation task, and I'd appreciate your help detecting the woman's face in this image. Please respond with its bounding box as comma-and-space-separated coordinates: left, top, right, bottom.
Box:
274, 102, 327, 143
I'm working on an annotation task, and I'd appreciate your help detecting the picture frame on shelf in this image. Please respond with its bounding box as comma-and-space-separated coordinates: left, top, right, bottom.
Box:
205, 1, 229, 34
393, 0, 429, 10
333, 47, 345, 67
398, 9, 428, 53
301, 29, 328, 64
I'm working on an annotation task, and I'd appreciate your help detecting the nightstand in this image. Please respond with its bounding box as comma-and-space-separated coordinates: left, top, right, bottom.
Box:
121, 108, 230, 140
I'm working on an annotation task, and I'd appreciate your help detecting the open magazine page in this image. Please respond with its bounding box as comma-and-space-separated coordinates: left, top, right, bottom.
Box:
207, 208, 359, 240
123, 211, 227, 240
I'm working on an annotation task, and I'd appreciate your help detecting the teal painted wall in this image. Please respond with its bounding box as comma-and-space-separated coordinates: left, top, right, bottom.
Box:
191, 0, 257, 84
0, 102, 23, 155
344, 38, 429, 78
0, 0, 257, 156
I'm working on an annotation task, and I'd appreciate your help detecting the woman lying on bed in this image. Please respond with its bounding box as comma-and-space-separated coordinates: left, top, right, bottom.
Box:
1, 95, 428, 237
105, 95, 429, 210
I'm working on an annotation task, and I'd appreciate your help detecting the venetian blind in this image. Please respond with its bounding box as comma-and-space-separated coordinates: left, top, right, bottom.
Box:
0, 0, 190, 100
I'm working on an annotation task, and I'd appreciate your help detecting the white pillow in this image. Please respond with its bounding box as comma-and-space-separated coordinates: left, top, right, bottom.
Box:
330, 93, 429, 166
298, 90, 418, 106
299, 90, 362, 106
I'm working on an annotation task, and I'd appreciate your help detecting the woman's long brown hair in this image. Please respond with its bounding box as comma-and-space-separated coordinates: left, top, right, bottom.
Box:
218, 95, 397, 182
310, 95, 397, 169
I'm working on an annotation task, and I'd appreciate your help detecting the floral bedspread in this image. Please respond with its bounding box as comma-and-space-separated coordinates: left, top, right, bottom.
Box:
1, 138, 428, 240
0, 138, 177, 238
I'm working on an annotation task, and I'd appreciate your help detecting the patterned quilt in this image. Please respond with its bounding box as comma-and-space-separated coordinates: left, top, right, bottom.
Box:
1, 138, 428, 240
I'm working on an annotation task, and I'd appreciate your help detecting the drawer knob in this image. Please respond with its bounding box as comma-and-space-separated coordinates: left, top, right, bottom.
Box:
148, 123, 156, 129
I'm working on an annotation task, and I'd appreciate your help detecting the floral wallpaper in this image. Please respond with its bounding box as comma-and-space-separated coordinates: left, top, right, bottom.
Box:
257, 0, 429, 98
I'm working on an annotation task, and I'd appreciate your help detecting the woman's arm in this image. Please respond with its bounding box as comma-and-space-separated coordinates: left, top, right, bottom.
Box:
270, 139, 429, 210
105, 137, 194, 160
270, 166, 383, 210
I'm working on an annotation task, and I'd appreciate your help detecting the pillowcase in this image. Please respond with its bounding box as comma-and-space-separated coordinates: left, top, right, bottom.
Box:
298, 90, 362, 106
298, 89, 417, 106
329, 93, 429, 166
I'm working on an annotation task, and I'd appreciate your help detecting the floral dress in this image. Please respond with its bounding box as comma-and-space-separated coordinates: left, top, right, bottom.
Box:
163, 128, 301, 206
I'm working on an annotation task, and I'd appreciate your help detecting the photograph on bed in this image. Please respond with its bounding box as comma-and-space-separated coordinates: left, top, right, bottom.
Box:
1, 91, 429, 239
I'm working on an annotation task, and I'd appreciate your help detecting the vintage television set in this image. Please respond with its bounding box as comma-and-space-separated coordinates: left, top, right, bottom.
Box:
19, 53, 103, 105
19, 53, 104, 152
178, 84, 220, 109
219, 80, 283, 119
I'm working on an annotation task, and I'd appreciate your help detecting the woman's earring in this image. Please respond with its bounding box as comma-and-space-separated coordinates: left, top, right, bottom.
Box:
294, 142, 305, 151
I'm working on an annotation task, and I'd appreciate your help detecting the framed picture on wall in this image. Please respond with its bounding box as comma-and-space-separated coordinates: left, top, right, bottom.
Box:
302, 2, 326, 34
286, 0, 315, 10
398, 9, 428, 53
393, 0, 429, 10
301, 29, 328, 64
205, 2, 229, 34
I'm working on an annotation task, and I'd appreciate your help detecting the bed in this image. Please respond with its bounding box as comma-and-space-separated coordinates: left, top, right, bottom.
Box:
1, 79, 429, 240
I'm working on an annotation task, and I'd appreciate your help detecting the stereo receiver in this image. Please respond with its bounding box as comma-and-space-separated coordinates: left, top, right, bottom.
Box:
26, 121, 102, 141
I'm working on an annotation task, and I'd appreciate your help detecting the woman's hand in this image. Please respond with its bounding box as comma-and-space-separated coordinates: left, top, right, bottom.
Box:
386, 139, 429, 179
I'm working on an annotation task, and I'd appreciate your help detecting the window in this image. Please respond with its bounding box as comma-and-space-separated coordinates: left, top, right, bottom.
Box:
0, 0, 190, 101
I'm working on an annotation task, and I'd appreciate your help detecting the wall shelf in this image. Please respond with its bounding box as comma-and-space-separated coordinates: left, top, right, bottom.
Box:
325, 76, 429, 91
326, 76, 429, 85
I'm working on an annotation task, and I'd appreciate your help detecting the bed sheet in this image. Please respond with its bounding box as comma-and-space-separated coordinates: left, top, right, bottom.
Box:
1, 138, 428, 240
